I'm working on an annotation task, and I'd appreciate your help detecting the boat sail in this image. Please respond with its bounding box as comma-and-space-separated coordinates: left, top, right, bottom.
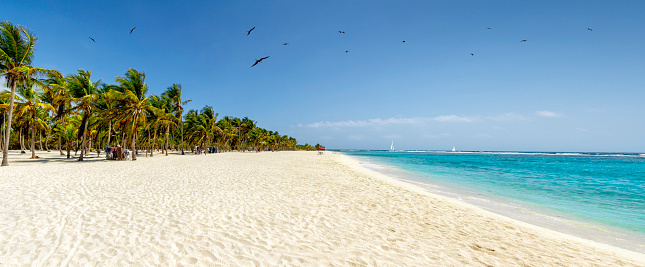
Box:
452, 146, 456, 152
390, 141, 394, 151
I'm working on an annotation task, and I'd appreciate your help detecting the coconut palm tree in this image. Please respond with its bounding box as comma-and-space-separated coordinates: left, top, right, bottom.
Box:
162, 84, 190, 155
42, 72, 71, 155
95, 83, 122, 148
13, 79, 55, 158
55, 117, 79, 159
0, 94, 9, 152
0, 21, 59, 166
67, 69, 102, 161
115, 68, 156, 160
148, 94, 176, 156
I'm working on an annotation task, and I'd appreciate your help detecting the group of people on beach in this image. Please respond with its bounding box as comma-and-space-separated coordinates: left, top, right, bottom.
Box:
194, 146, 218, 155
104, 145, 130, 160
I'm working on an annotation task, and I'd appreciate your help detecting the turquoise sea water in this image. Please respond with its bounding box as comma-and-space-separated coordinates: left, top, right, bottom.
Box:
339, 150, 645, 250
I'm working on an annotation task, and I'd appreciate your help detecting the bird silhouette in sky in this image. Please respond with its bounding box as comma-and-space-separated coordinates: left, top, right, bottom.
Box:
521, 40, 527, 42
130, 27, 136, 34
247, 27, 255, 36
587, 28, 593, 31
88, 37, 95, 42
487, 27, 491, 30
471, 53, 474, 56
402, 40, 406, 43
345, 50, 349, 53
251, 56, 269, 67
338, 31, 345, 34
282, 43, 289, 45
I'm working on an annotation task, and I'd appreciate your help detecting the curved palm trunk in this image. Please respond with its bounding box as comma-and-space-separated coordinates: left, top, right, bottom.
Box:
39, 130, 43, 151
78, 114, 89, 161
59, 118, 65, 155
30, 113, 37, 158
20, 128, 26, 153
130, 114, 139, 160
165, 125, 170, 156
180, 114, 185, 155
1, 82, 17, 166
1, 110, 4, 153
58, 136, 63, 155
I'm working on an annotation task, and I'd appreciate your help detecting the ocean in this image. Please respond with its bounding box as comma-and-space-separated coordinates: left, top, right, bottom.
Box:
339, 150, 645, 252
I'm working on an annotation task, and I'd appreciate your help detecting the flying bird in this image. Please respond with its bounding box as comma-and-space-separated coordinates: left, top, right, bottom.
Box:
345, 50, 349, 53
471, 53, 474, 56
282, 43, 289, 45
130, 27, 136, 34
338, 31, 345, 34
521, 40, 527, 42
89, 37, 95, 42
587, 28, 593, 31
247, 27, 255, 36
402, 40, 406, 43
487, 27, 491, 30
251, 56, 269, 67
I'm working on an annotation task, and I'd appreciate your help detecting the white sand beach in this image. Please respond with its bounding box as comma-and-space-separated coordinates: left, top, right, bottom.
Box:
1, 150, 644, 266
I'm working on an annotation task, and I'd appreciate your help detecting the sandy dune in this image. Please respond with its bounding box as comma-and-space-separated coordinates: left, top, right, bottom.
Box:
1, 150, 644, 266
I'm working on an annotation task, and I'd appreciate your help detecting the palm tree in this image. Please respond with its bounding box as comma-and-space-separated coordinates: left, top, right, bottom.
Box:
0, 21, 59, 166
115, 68, 156, 160
55, 118, 79, 159
13, 79, 55, 158
42, 72, 71, 155
0, 94, 9, 152
148, 94, 175, 156
67, 69, 102, 161
163, 84, 190, 155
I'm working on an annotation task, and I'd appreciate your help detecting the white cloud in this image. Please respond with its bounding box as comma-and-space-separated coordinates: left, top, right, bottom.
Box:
536, 110, 563, 118
486, 113, 529, 122
302, 115, 474, 128
300, 112, 536, 129
433, 115, 475, 122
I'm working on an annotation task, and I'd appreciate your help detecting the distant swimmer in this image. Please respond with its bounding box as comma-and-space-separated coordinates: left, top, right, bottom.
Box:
130, 27, 136, 34
338, 31, 345, 34
89, 37, 95, 42
247, 27, 255, 36
251, 56, 269, 67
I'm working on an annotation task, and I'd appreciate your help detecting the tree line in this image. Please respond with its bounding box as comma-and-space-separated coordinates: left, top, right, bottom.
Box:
0, 21, 321, 166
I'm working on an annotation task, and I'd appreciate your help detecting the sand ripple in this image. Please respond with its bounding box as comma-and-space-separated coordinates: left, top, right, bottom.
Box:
0, 151, 644, 266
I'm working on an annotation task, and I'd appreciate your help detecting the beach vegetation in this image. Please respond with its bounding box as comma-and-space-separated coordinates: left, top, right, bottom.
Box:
0, 21, 60, 166
0, 21, 320, 165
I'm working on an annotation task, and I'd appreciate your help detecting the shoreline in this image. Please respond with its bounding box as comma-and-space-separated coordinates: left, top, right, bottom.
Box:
339, 152, 645, 254
333, 152, 645, 262
1, 150, 644, 265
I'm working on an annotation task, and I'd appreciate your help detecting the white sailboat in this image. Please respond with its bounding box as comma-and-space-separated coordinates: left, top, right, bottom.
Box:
389, 140, 394, 151
452, 146, 456, 152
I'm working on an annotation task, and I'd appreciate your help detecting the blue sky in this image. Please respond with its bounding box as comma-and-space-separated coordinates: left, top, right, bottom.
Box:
3, 0, 645, 152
